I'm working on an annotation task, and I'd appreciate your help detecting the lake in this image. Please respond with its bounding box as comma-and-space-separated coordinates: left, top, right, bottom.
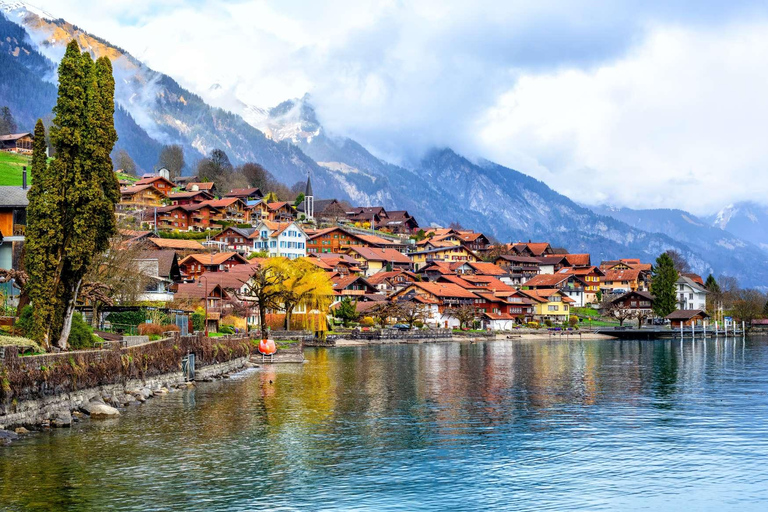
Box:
2, 337, 768, 511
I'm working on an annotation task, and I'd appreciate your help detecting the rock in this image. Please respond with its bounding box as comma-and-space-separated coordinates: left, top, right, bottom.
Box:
153, 388, 168, 395
80, 399, 108, 415
88, 403, 120, 419
222, 374, 230, 379
185, 382, 196, 388
72, 411, 84, 418
0, 429, 19, 444
39, 420, 50, 429
14, 427, 30, 435
133, 394, 146, 403
51, 410, 72, 428
127, 400, 141, 407
140, 388, 153, 399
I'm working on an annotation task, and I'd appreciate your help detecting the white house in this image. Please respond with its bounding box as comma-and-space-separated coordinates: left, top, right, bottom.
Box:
252, 221, 307, 259
676, 275, 708, 310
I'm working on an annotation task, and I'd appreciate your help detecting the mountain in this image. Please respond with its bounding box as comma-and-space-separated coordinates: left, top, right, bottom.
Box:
3, 2, 768, 287
591, 206, 768, 286
707, 202, 768, 252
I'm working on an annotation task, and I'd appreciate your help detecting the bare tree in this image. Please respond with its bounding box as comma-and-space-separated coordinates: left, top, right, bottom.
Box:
397, 300, 427, 327
445, 304, 477, 329
732, 289, 766, 330
368, 301, 400, 328
115, 149, 137, 176
157, 144, 185, 179
664, 249, 691, 274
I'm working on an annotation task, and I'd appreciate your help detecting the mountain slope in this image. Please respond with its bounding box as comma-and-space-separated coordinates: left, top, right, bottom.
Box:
592, 205, 768, 285
708, 202, 768, 252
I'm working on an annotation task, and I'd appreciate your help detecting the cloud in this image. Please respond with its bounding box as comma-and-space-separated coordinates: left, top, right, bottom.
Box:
27, 0, 768, 212
477, 22, 768, 214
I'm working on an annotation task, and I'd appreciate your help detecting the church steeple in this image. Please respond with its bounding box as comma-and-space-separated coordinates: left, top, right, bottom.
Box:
304, 172, 314, 220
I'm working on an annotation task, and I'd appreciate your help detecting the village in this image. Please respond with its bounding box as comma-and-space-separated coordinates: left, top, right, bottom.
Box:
0, 140, 718, 339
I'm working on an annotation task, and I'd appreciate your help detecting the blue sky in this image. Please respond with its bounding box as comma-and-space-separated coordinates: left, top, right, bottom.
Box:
25, 0, 768, 213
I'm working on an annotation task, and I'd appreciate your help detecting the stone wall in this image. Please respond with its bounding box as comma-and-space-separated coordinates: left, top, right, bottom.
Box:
327, 329, 456, 343
0, 332, 255, 427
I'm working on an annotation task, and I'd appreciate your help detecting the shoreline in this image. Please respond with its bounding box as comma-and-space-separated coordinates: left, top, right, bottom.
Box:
332, 332, 617, 346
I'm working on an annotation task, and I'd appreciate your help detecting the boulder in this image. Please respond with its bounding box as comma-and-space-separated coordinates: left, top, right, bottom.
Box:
51, 410, 72, 428
14, 427, 30, 435
133, 394, 146, 403
140, 388, 153, 399
88, 403, 120, 419
0, 429, 19, 445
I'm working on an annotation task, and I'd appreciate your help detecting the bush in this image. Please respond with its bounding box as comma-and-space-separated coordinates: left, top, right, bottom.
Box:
14, 305, 34, 337
69, 313, 97, 350
544, 319, 553, 327
360, 316, 375, 327
569, 315, 579, 328
137, 323, 166, 335
413, 320, 424, 328
526, 321, 540, 329
192, 308, 206, 332
106, 310, 147, 327
219, 324, 234, 335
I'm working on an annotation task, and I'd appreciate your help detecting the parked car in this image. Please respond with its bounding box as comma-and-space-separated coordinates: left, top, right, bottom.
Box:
392, 323, 411, 330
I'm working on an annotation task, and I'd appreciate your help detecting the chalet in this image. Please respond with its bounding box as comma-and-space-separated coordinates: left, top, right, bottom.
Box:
521, 272, 587, 307
601, 268, 647, 295
408, 246, 479, 270
559, 266, 604, 304
346, 206, 388, 226
118, 185, 165, 213
610, 291, 655, 321
307, 253, 364, 275
251, 221, 307, 259
677, 275, 708, 311
134, 250, 181, 302
178, 252, 249, 279
516, 288, 574, 323
225, 188, 264, 201
365, 269, 418, 293
494, 255, 542, 285
345, 247, 413, 276
174, 282, 231, 332
382, 210, 419, 234
331, 275, 379, 297
474, 291, 536, 330
391, 282, 479, 328
451, 261, 507, 277
536, 255, 571, 274
0, 133, 33, 153
155, 203, 222, 232
414, 261, 455, 281
168, 190, 214, 205
199, 198, 249, 223
456, 231, 492, 253
185, 182, 217, 196
565, 253, 591, 267
172, 175, 198, 187
119, 229, 156, 245
0, 184, 28, 271
666, 309, 710, 328
135, 176, 175, 196
307, 226, 385, 254
267, 201, 295, 222
211, 226, 257, 253
304, 198, 347, 223
247, 200, 270, 222
510, 242, 554, 257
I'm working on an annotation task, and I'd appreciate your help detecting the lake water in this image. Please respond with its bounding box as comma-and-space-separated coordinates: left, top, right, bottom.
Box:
2, 337, 768, 511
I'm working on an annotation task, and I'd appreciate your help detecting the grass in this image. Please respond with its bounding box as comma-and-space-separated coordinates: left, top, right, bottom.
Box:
0, 151, 31, 186
0, 334, 44, 355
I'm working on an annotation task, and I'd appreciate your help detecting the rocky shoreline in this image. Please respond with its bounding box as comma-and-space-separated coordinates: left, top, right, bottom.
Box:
0, 356, 255, 445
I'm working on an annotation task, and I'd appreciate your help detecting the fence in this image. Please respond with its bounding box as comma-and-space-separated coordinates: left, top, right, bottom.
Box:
0, 332, 254, 410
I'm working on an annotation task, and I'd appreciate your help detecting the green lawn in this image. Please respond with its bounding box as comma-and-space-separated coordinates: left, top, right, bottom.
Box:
0, 151, 31, 186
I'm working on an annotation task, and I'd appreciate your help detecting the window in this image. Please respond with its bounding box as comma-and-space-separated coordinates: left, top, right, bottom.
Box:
548, 305, 559, 311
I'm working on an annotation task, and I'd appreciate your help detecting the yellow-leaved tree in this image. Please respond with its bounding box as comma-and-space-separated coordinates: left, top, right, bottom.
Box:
279, 258, 334, 331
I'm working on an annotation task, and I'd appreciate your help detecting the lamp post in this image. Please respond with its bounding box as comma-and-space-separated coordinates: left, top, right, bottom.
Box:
197, 275, 209, 336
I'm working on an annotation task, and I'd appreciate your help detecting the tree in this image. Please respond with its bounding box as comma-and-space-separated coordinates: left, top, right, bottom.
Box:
294, 193, 305, 208
368, 301, 400, 328
446, 304, 477, 329
23, 43, 120, 350
651, 252, 679, 318
397, 300, 426, 327
115, 149, 136, 176
236, 262, 286, 340
157, 144, 185, 179
240, 162, 269, 189
732, 289, 766, 330
334, 296, 359, 327
278, 258, 333, 330
0, 106, 17, 135
704, 274, 720, 293
664, 249, 691, 274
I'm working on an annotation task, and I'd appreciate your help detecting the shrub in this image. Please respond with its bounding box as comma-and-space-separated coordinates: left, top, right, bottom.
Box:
162, 324, 180, 333
360, 316, 375, 327
569, 315, 579, 328
106, 310, 147, 327
526, 321, 539, 329
544, 319, 553, 327
219, 324, 234, 335
137, 323, 166, 335
192, 308, 206, 332
69, 313, 97, 350
413, 320, 424, 328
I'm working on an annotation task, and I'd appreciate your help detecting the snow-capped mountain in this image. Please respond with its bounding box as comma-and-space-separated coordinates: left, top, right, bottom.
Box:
708, 202, 768, 252
2, 1, 768, 286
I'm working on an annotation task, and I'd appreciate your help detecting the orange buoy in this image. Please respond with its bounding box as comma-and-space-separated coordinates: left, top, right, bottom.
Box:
258, 339, 276, 355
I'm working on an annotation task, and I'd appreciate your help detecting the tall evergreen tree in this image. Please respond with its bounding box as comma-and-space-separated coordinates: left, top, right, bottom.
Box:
705, 274, 720, 293
651, 252, 679, 318
0, 106, 17, 135
24, 42, 119, 349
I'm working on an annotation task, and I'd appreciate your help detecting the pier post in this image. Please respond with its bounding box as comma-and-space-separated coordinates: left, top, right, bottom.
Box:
680, 322, 683, 339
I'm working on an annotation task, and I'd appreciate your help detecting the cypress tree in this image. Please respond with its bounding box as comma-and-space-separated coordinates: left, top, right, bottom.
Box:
705, 274, 720, 293
651, 252, 679, 318
24, 41, 119, 349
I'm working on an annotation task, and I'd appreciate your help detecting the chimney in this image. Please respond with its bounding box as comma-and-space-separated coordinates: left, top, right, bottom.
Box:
22, 166, 27, 190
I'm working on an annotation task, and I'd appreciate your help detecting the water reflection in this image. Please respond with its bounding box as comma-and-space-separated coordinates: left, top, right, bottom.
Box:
2, 337, 768, 511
